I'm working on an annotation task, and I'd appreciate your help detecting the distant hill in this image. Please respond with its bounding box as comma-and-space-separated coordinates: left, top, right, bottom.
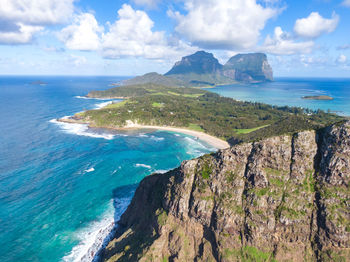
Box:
121, 51, 273, 87
122, 72, 186, 87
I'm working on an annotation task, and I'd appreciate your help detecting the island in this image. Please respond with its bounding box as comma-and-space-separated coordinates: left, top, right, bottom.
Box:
61, 83, 342, 147
30, 80, 47, 85
302, 95, 334, 100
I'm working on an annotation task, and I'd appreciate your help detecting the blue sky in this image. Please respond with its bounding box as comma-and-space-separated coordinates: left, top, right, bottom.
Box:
0, 0, 349, 77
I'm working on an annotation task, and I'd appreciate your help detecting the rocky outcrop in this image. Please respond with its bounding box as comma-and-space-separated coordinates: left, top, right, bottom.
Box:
165, 51, 223, 76
100, 121, 350, 262
222, 53, 273, 82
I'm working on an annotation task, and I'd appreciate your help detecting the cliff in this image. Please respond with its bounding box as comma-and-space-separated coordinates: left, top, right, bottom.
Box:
99, 121, 349, 261
222, 53, 273, 82
165, 51, 223, 75
165, 51, 233, 87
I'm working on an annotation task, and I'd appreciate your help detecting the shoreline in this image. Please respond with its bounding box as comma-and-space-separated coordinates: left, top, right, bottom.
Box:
58, 118, 230, 149
121, 122, 230, 149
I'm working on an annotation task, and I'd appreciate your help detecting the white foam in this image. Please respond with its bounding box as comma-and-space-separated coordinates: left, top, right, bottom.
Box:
135, 163, 151, 169
182, 136, 215, 156
85, 168, 95, 173
94, 101, 113, 109
62, 196, 132, 262
154, 169, 171, 174
74, 96, 109, 101
149, 135, 165, 142
49, 119, 115, 140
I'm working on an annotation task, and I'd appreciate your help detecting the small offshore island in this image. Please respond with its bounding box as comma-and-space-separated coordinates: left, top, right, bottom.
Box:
302, 95, 334, 100
60, 51, 349, 261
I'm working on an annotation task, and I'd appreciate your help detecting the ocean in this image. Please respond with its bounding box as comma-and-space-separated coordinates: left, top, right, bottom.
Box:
205, 77, 350, 116
0, 76, 215, 262
0, 76, 349, 262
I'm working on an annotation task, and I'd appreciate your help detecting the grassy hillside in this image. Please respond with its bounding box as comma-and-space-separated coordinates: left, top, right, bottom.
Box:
87, 83, 206, 98
76, 84, 344, 144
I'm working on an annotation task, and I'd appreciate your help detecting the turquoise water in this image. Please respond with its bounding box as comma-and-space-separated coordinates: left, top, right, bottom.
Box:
0, 76, 214, 262
1, 76, 349, 262
205, 78, 350, 116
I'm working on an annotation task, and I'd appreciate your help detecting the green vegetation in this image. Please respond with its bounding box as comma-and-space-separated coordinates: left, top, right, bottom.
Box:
156, 209, 168, 227
87, 83, 206, 99
152, 102, 164, 108
234, 125, 270, 134
201, 162, 212, 179
187, 123, 204, 132
223, 246, 276, 262
76, 83, 344, 145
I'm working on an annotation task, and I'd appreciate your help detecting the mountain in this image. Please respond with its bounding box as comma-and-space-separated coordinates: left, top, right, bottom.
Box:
121, 72, 186, 87
164, 51, 234, 87
123, 51, 274, 87
165, 51, 223, 75
222, 53, 273, 82
99, 121, 350, 261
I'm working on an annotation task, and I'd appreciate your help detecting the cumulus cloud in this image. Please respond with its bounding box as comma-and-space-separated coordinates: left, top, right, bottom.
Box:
169, 0, 278, 50
0, 0, 75, 44
58, 13, 103, 51
261, 27, 314, 55
337, 54, 347, 63
294, 12, 339, 39
101, 4, 196, 59
0, 24, 43, 44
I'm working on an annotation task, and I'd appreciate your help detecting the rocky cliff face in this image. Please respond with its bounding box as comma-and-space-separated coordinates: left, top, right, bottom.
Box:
100, 121, 349, 262
222, 53, 273, 82
165, 51, 223, 76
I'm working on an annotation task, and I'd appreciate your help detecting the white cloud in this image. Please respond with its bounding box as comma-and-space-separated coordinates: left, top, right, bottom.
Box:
58, 13, 103, 51
0, 0, 74, 25
101, 4, 196, 59
0, 0, 75, 44
170, 0, 278, 50
342, 0, 350, 7
294, 12, 339, 39
131, 0, 160, 8
261, 27, 314, 55
337, 54, 347, 63
0, 23, 43, 44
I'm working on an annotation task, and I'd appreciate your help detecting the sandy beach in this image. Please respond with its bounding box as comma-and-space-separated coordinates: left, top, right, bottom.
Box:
123, 121, 230, 149
58, 118, 230, 149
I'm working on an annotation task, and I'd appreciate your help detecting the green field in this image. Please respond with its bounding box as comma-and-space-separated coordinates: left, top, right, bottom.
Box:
234, 125, 270, 134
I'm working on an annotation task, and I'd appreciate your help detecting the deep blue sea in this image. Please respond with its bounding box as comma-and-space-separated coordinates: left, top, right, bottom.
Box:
1, 76, 349, 262
0, 76, 215, 262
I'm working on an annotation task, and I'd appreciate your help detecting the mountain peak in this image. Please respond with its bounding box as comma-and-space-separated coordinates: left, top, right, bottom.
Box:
223, 53, 273, 82
165, 51, 222, 75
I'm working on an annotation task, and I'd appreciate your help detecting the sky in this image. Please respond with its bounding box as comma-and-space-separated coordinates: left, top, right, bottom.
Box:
0, 0, 350, 77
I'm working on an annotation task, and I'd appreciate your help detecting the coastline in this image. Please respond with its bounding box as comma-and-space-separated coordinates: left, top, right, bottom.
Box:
121, 122, 230, 149
58, 118, 230, 150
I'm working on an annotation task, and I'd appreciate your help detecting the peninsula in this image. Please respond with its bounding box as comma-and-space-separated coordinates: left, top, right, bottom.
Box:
61, 83, 342, 147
